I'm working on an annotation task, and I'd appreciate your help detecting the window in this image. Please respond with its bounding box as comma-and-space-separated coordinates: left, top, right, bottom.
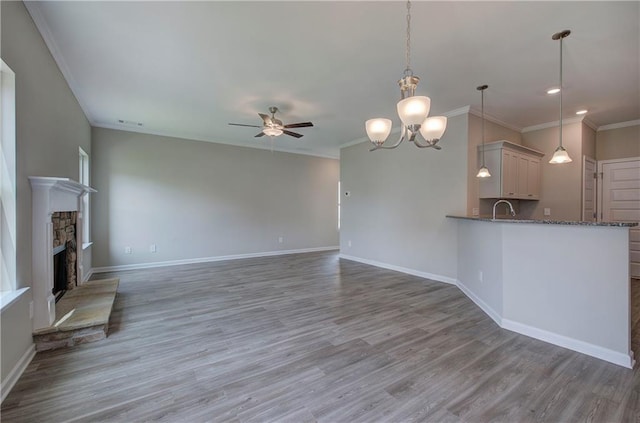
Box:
79, 147, 90, 246
1, 60, 17, 294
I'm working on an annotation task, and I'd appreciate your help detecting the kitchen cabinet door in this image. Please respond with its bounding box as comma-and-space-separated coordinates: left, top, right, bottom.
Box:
502, 150, 518, 198
526, 157, 541, 199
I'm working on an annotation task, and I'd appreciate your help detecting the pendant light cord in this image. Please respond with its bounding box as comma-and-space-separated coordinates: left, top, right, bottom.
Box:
559, 35, 563, 148
481, 88, 486, 167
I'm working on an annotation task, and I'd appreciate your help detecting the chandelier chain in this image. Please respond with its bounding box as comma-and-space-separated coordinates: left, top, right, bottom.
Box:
405, 0, 411, 74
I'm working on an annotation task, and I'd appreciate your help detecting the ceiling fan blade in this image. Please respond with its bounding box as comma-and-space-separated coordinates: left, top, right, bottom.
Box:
258, 113, 272, 125
228, 123, 262, 128
284, 122, 314, 129
254, 132, 265, 138
283, 130, 303, 138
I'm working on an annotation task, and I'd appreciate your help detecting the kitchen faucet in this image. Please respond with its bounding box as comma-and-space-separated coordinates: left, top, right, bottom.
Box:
492, 200, 516, 220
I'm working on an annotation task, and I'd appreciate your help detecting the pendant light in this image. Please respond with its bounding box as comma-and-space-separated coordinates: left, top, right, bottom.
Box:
365, 0, 447, 151
549, 30, 572, 164
476, 85, 491, 178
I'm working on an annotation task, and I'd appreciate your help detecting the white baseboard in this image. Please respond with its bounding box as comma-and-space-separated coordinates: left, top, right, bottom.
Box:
82, 268, 94, 283
456, 280, 502, 326
338, 254, 457, 285
501, 318, 634, 369
92, 246, 339, 273
456, 279, 633, 369
1, 344, 36, 403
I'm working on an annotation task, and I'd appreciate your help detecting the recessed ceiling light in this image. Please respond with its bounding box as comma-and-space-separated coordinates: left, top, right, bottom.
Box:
547, 88, 561, 94
576, 110, 588, 115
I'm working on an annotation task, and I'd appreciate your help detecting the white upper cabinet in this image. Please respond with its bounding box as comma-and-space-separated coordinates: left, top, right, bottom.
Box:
478, 141, 545, 200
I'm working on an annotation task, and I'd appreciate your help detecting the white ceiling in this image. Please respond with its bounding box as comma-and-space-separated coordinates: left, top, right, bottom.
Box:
26, 1, 640, 158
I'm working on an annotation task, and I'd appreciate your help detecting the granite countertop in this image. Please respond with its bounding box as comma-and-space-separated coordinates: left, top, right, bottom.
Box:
446, 215, 638, 227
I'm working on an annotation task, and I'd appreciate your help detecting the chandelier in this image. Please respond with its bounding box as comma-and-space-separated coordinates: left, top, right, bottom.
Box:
549, 30, 572, 164
365, 0, 447, 151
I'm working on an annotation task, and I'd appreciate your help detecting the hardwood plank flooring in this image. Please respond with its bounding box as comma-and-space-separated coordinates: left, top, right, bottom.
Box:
2, 251, 639, 422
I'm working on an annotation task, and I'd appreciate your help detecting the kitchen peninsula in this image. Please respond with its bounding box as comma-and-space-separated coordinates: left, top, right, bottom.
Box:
447, 215, 637, 368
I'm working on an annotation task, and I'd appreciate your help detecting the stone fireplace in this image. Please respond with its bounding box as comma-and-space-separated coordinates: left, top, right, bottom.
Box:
51, 211, 78, 301
29, 177, 95, 331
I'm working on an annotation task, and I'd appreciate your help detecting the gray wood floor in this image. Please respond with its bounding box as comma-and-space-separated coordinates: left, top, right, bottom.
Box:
2, 251, 639, 422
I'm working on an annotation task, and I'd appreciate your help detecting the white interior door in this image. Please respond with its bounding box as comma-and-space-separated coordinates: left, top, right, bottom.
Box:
599, 157, 640, 278
582, 156, 597, 222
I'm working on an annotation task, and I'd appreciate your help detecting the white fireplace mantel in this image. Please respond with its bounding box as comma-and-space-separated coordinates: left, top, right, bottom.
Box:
30, 177, 96, 331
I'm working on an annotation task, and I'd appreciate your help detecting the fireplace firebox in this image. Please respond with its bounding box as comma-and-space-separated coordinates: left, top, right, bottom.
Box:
52, 245, 67, 302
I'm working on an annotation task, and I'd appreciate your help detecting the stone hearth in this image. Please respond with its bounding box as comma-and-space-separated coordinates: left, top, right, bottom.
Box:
33, 278, 119, 351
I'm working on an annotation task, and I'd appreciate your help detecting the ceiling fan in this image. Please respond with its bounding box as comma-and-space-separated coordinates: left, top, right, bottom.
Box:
228, 106, 314, 138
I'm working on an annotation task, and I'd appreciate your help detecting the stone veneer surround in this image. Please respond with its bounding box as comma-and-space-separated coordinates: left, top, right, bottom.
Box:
52, 211, 77, 290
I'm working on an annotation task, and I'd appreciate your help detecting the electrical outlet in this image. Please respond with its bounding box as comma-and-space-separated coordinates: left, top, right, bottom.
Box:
29, 301, 34, 319
278, 236, 284, 244
150, 244, 157, 253
125, 246, 132, 254
544, 208, 551, 216
472, 208, 480, 216
478, 270, 483, 282
348, 240, 352, 248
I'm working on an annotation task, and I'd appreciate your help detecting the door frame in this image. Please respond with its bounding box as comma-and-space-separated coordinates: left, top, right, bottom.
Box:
582, 155, 597, 221
597, 156, 640, 221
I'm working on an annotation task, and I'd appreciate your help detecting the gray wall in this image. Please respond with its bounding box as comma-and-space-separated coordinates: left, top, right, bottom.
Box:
339, 114, 468, 282
521, 122, 583, 220
457, 219, 632, 367
1, 1, 91, 385
596, 124, 640, 160
91, 127, 339, 268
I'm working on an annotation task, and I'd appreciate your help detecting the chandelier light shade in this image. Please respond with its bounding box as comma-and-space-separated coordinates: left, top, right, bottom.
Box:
549, 29, 573, 164
365, 0, 446, 151
397, 96, 431, 126
420, 116, 447, 141
365, 118, 392, 146
476, 84, 491, 178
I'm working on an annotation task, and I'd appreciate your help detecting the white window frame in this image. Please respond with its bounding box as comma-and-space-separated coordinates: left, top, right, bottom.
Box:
79, 147, 91, 247
1, 60, 17, 298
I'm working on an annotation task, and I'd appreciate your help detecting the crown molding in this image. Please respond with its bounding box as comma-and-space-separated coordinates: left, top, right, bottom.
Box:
582, 118, 598, 131
340, 136, 370, 150
521, 116, 586, 133
24, 2, 95, 124
597, 119, 640, 132
468, 106, 523, 133
444, 105, 471, 118
93, 123, 339, 160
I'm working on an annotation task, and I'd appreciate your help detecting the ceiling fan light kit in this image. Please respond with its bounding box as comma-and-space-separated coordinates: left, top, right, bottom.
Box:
229, 106, 313, 140
365, 0, 447, 152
